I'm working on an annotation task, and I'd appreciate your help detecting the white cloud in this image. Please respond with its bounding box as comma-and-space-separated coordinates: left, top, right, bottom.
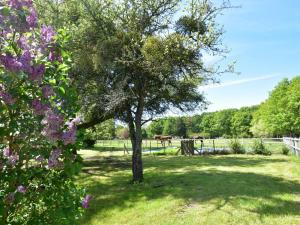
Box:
198, 74, 280, 91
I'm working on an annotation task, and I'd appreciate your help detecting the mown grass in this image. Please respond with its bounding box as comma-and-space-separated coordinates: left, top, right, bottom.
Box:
77, 150, 300, 225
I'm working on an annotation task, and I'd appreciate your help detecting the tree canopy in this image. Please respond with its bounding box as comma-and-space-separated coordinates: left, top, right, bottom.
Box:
252, 77, 300, 137
36, 0, 233, 182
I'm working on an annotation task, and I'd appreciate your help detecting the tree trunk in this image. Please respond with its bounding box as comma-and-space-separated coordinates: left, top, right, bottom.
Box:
127, 98, 144, 183
127, 109, 144, 183
126, 82, 145, 182
131, 130, 143, 182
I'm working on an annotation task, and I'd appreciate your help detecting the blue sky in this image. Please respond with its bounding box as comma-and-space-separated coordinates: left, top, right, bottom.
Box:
199, 0, 300, 112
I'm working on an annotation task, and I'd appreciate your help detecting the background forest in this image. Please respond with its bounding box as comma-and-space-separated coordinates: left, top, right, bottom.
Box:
92, 77, 300, 140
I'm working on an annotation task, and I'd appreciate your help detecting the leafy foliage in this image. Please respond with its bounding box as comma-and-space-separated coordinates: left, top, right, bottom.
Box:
229, 139, 245, 154
83, 119, 115, 141
0, 2, 87, 223
252, 139, 271, 156
116, 126, 130, 139
148, 120, 164, 137
147, 106, 257, 138
231, 107, 257, 137
282, 146, 290, 155
252, 77, 300, 137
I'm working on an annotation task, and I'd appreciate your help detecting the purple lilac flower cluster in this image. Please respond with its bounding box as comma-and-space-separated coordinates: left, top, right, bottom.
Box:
17, 185, 27, 193
26, 8, 38, 27
41, 25, 55, 43
48, 149, 61, 169
2, 147, 19, 167
0, 88, 16, 105
82, 195, 93, 209
4, 185, 27, 205
8, 0, 33, 10
32, 99, 50, 115
41, 109, 64, 142
62, 117, 81, 145
0, 0, 57, 82
0, 52, 46, 84
42, 85, 54, 98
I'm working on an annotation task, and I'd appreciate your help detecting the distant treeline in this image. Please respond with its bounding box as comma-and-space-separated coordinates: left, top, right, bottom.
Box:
88, 105, 259, 139
147, 77, 300, 138
147, 106, 258, 138
84, 77, 300, 139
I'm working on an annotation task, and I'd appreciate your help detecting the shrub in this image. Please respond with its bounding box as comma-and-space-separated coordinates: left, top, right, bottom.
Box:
229, 139, 245, 154
252, 139, 272, 155
0, 2, 89, 224
282, 146, 290, 155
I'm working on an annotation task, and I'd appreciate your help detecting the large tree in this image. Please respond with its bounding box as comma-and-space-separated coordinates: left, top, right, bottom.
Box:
252, 77, 300, 137
36, 0, 233, 182
231, 106, 257, 137
147, 120, 164, 137
175, 118, 188, 138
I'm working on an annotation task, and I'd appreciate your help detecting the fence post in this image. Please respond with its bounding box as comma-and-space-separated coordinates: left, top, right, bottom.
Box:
296, 140, 299, 157
283, 137, 300, 157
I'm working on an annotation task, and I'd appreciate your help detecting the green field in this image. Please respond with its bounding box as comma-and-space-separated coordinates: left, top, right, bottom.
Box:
77, 145, 300, 225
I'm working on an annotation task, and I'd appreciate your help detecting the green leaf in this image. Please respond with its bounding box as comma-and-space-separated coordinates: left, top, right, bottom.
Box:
49, 79, 56, 85
59, 86, 66, 94
0, 7, 10, 16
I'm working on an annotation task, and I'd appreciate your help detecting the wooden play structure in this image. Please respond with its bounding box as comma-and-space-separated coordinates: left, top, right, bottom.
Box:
180, 140, 195, 155
178, 138, 219, 155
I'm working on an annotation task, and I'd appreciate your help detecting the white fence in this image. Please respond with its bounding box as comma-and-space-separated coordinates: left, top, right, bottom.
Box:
283, 137, 300, 156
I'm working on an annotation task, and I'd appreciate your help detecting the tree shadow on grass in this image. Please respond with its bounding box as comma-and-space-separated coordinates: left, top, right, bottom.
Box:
79, 155, 300, 224
81, 156, 131, 175
81, 155, 287, 176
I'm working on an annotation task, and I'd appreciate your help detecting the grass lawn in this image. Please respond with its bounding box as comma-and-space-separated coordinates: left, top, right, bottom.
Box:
77, 150, 300, 225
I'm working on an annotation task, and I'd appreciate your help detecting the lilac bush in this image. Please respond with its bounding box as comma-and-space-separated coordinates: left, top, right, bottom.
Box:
0, 1, 89, 224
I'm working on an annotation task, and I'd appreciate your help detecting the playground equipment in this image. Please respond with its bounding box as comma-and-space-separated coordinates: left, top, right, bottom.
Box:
180, 140, 195, 155
179, 138, 228, 155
